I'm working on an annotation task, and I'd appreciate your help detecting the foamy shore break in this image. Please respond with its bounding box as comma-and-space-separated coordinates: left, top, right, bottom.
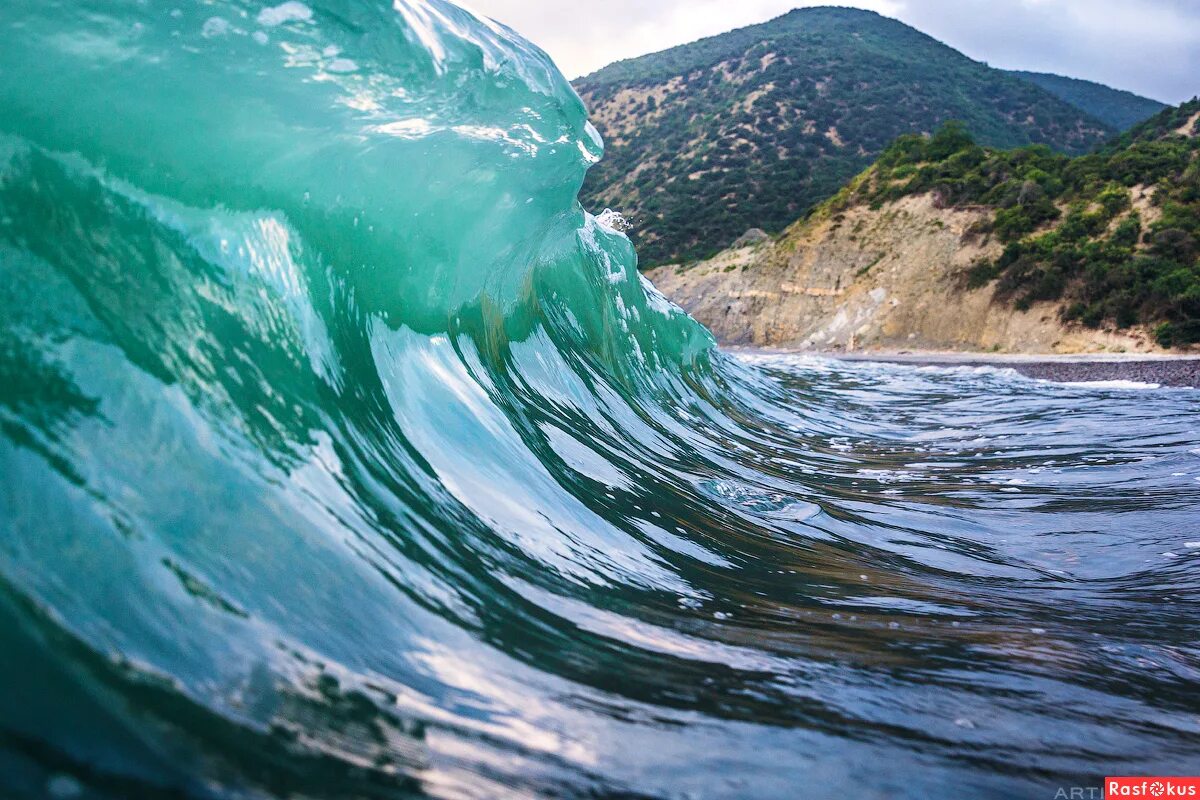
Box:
737, 349, 1200, 388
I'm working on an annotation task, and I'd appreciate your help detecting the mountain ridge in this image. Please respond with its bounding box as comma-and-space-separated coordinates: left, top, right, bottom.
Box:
573, 6, 1132, 266
1003, 70, 1167, 131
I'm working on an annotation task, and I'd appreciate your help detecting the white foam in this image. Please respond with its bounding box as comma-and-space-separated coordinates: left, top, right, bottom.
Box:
596, 208, 632, 234
1056, 379, 1161, 390
325, 58, 358, 73
200, 17, 230, 37
371, 118, 434, 139
256, 2, 313, 27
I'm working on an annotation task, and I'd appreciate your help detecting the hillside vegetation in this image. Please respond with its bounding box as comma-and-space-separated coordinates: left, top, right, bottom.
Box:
574, 7, 1120, 266
644, 192, 1147, 354
1005, 70, 1167, 132
842, 100, 1200, 345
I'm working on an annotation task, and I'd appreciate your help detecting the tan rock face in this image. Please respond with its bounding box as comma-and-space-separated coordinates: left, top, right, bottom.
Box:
645, 193, 1166, 354
1175, 109, 1200, 138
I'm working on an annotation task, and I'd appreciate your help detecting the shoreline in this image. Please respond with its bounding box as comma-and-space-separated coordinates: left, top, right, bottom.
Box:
731, 348, 1200, 387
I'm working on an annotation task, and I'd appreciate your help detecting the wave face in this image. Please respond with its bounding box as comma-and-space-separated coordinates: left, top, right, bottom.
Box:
1, 3, 1199, 797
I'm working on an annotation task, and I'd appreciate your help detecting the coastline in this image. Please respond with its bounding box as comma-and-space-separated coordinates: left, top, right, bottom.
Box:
731, 348, 1200, 387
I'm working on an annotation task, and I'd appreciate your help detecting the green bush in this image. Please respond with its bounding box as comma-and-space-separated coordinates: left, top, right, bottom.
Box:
857, 105, 1200, 344
1154, 322, 1176, 347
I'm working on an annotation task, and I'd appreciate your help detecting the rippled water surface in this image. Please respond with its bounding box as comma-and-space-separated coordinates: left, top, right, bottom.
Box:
1, 2, 1199, 798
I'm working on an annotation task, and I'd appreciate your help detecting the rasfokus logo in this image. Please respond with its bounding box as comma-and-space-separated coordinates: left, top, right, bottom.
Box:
1106, 778, 1200, 797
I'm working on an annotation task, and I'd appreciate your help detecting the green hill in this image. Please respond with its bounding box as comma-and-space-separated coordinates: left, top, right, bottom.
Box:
573, 7, 1115, 266
844, 100, 1200, 344
1006, 70, 1166, 131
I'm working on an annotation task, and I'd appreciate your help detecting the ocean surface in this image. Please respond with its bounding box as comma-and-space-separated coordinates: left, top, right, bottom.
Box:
1, 2, 1199, 798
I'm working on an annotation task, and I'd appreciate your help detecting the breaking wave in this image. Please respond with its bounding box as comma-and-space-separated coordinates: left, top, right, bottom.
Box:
1, 2, 1198, 797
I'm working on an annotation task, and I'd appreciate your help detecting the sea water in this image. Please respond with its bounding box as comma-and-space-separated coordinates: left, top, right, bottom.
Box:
1, 2, 1198, 797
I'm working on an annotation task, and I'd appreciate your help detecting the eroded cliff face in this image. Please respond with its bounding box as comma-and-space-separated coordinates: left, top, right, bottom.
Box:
645, 193, 1167, 354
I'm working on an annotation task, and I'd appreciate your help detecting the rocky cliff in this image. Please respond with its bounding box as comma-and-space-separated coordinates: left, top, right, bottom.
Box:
645, 193, 1167, 354
646, 102, 1200, 354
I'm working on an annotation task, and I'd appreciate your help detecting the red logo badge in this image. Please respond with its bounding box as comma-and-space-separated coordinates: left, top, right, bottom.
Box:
1106, 778, 1200, 798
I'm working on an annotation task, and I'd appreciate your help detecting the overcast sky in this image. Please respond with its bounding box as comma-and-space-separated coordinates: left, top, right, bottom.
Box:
465, 0, 1199, 104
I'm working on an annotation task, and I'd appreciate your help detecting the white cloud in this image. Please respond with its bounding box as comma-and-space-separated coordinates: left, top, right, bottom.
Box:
462, 0, 1198, 103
